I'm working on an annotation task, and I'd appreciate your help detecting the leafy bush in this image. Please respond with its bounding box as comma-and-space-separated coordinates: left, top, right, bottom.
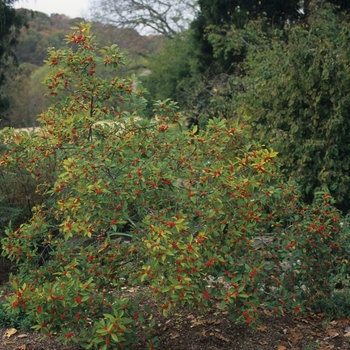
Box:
0, 301, 33, 331
0, 22, 347, 349
0, 202, 25, 236
239, 4, 350, 211
0, 127, 53, 240
311, 291, 350, 319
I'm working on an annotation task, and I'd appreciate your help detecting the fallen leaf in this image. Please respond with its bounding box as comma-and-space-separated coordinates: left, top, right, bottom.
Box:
257, 325, 267, 332
15, 345, 26, 350
303, 329, 319, 336
4, 328, 17, 338
344, 332, 350, 338
215, 333, 230, 342
207, 319, 221, 325
190, 319, 206, 327
277, 345, 287, 350
288, 327, 303, 344
258, 341, 268, 345
263, 309, 273, 316
170, 332, 179, 339
17, 334, 28, 339
326, 328, 339, 339
336, 317, 350, 327
298, 319, 317, 327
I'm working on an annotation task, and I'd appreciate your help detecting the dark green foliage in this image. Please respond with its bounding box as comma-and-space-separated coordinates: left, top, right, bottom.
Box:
190, 0, 301, 73
185, 0, 304, 127
328, 0, 350, 12
0, 0, 27, 120
0, 146, 45, 237
0, 1, 25, 59
191, 0, 350, 76
181, 71, 242, 128
239, 4, 350, 211
0, 203, 25, 236
311, 291, 350, 319
179, 0, 350, 210
0, 301, 33, 331
142, 30, 243, 127
142, 31, 197, 114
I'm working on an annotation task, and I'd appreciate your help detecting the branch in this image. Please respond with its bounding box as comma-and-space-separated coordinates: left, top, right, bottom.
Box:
90, 0, 198, 38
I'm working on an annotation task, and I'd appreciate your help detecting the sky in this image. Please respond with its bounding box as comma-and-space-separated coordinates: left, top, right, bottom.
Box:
14, 0, 92, 19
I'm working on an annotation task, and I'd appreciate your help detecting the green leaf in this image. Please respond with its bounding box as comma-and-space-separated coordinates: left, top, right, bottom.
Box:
144, 304, 152, 314
111, 333, 119, 342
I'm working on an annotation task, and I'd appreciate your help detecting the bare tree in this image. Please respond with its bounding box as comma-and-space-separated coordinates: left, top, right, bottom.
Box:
89, 0, 198, 38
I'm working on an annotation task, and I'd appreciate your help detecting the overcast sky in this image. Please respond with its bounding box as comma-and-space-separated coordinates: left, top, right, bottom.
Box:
14, 0, 92, 19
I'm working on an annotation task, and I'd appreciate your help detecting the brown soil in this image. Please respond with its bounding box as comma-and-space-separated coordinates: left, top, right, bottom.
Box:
1, 259, 350, 350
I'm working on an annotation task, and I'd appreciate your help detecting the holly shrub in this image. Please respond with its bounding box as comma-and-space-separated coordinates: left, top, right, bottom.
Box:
0, 23, 347, 349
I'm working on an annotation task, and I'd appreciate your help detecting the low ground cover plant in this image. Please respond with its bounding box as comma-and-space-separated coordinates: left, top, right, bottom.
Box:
0, 23, 347, 349
0, 300, 33, 331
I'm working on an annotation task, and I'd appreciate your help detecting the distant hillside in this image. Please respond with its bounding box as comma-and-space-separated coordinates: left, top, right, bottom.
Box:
14, 9, 165, 67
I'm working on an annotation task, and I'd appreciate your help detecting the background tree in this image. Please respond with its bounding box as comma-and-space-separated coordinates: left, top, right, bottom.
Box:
238, 3, 350, 212
141, 29, 240, 127
326, 0, 350, 12
0, 0, 26, 122
89, 0, 198, 38
150, 0, 303, 128
190, 0, 301, 74
190, 0, 350, 75
5, 62, 38, 127
142, 30, 196, 105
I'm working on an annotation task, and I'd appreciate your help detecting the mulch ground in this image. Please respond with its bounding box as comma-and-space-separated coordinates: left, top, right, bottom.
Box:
1, 258, 350, 350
